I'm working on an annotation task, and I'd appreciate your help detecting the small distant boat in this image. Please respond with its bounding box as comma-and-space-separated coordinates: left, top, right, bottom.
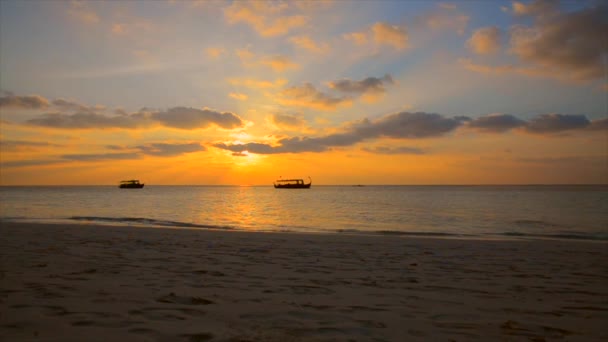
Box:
119, 180, 144, 189
274, 177, 311, 189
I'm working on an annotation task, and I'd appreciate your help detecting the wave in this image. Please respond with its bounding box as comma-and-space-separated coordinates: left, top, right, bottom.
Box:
334, 228, 466, 237
499, 231, 608, 241
69, 216, 234, 230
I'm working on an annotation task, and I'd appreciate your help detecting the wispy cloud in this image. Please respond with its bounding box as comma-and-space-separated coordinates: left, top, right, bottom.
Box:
66, 1, 100, 25
345, 22, 408, 51
224, 1, 307, 37
289, 35, 330, 54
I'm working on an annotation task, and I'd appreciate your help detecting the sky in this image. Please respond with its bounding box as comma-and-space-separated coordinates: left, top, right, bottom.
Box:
0, 0, 606, 185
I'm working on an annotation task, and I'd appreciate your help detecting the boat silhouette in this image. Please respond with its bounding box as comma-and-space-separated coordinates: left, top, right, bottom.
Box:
273, 177, 311, 189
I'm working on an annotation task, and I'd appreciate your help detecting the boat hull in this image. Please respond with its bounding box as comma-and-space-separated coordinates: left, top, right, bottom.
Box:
273, 183, 311, 189
119, 184, 144, 189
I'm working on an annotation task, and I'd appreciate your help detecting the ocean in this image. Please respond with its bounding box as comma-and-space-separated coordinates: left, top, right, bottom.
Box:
1, 185, 607, 241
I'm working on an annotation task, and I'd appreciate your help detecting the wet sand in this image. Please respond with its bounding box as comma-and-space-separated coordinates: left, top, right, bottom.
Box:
1, 221, 607, 341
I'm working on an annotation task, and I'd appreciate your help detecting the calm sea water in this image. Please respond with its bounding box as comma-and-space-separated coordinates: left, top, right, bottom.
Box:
1, 185, 607, 241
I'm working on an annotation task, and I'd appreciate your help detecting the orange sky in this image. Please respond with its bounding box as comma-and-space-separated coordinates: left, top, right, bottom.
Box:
1, 0, 606, 185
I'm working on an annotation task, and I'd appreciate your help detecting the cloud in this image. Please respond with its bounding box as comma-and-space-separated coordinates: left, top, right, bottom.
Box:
467, 26, 502, 54
289, 35, 329, 54
214, 111, 608, 155
229, 92, 248, 101
67, 1, 100, 25
344, 22, 408, 51
27, 112, 145, 129
466, 2, 608, 82
511, 0, 558, 17
52, 99, 105, 113
268, 113, 306, 130
467, 113, 526, 132
228, 78, 287, 89
215, 111, 465, 154
61, 152, 141, 161
234, 49, 299, 72
224, 1, 306, 37
459, 58, 566, 80
0, 140, 63, 151
361, 146, 426, 155
25, 106, 245, 130
371, 22, 408, 50
509, 3, 608, 81
0, 94, 50, 109
151, 107, 245, 130
206, 47, 226, 59
59, 142, 206, 162
0, 159, 66, 168
277, 83, 352, 111
343, 32, 368, 46
135, 142, 206, 156
328, 74, 394, 102
524, 114, 591, 134
260, 55, 299, 72
416, 3, 470, 35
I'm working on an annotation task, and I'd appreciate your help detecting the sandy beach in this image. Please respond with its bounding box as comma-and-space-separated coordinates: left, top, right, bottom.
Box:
1, 221, 607, 341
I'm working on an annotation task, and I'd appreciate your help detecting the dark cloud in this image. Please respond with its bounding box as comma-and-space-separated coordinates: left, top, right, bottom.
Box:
467, 114, 526, 132
0, 159, 66, 168
329, 74, 394, 95
26, 112, 145, 129
151, 107, 244, 129
215, 111, 465, 154
509, 2, 608, 81
361, 146, 425, 155
135, 142, 206, 156
52, 99, 105, 113
0, 140, 62, 151
61, 152, 141, 161
353, 112, 465, 139
25, 107, 245, 130
277, 83, 351, 110
0, 94, 50, 109
524, 114, 590, 134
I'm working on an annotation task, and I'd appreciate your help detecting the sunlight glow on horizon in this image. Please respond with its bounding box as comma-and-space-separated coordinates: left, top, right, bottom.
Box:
0, 0, 606, 185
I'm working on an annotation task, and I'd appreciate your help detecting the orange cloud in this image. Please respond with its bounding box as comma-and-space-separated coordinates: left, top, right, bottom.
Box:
344, 22, 408, 51
372, 23, 408, 50
206, 47, 225, 59
260, 56, 299, 72
289, 35, 329, 54
228, 78, 287, 89
67, 1, 100, 25
467, 26, 502, 54
229, 93, 248, 101
224, 1, 307, 37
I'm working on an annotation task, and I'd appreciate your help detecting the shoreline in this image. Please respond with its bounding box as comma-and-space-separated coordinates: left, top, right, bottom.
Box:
2, 221, 607, 341
2, 218, 607, 243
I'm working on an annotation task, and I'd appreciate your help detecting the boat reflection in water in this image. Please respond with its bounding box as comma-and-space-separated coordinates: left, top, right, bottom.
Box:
273, 177, 311, 189
119, 180, 144, 189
